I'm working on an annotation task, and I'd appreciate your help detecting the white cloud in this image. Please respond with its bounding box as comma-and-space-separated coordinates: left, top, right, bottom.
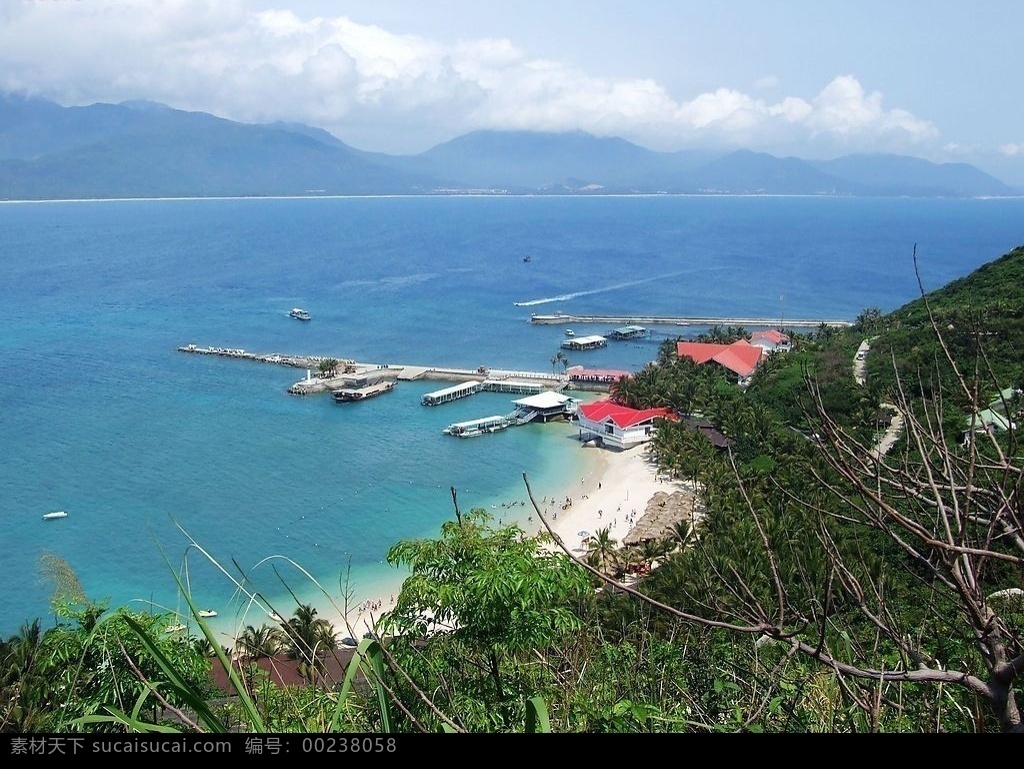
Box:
805, 76, 938, 144
0, 1, 943, 157
1000, 143, 1022, 156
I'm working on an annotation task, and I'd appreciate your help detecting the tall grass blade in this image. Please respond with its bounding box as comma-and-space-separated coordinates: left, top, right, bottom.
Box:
122, 613, 226, 732
331, 638, 392, 733
525, 696, 551, 733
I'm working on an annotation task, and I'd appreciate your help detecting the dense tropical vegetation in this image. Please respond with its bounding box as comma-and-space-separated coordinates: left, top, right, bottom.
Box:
3, 246, 1023, 733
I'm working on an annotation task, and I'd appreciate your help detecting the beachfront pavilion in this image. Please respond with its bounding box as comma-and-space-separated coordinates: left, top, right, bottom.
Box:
511, 391, 579, 423
576, 400, 676, 450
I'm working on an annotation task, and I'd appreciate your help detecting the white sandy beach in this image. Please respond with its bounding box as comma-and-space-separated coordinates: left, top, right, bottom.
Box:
315, 439, 685, 641
537, 442, 676, 556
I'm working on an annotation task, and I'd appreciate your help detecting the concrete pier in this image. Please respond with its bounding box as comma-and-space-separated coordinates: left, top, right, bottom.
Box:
177, 344, 566, 396
528, 313, 851, 329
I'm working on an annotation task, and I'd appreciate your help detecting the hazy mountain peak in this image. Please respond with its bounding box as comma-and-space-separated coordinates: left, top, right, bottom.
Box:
0, 93, 1018, 199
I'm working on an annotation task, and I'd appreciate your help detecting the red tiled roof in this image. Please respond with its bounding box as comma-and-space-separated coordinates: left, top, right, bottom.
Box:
750, 329, 789, 344
713, 340, 762, 376
677, 339, 763, 377
674, 342, 726, 365
578, 400, 675, 428
210, 649, 361, 693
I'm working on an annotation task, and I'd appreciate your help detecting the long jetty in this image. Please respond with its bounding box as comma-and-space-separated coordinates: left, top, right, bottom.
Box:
528, 313, 851, 329
176, 344, 566, 395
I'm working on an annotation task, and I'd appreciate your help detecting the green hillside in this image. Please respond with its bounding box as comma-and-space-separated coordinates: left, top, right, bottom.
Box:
865, 244, 1024, 402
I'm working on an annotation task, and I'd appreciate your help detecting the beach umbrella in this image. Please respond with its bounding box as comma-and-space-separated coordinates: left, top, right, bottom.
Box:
578, 530, 590, 537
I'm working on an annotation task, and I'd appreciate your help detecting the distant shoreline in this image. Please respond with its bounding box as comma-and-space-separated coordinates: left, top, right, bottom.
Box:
6, 192, 1022, 206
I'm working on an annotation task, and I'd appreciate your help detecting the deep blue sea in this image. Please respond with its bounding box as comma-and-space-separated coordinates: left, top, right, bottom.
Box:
2, 194, 1022, 640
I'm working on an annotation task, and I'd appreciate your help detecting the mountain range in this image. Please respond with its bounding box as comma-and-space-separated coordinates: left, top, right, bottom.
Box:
0, 92, 1017, 200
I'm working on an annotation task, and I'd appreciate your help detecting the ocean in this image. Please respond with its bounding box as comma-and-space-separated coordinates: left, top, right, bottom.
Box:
2, 194, 1022, 640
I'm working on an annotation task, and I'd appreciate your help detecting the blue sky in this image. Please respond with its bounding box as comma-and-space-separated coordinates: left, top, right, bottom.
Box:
4, 0, 1023, 184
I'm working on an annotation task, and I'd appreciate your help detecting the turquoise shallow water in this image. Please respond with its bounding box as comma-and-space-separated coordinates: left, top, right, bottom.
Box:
2, 194, 1022, 639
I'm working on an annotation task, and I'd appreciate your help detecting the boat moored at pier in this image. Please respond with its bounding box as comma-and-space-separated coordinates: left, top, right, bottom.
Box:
421, 380, 483, 406
608, 325, 648, 340
561, 334, 608, 351
333, 379, 396, 402
443, 415, 511, 437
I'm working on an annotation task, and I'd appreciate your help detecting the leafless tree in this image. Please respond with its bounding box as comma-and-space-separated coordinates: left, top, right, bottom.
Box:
532, 293, 1024, 732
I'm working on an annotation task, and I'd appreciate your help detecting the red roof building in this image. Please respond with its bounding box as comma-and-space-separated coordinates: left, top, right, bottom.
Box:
209, 648, 361, 693
749, 329, 792, 353
676, 339, 764, 382
576, 400, 676, 450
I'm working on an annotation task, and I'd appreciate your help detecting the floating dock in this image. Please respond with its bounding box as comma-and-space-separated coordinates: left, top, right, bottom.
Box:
561, 334, 608, 351
332, 379, 397, 403
421, 377, 556, 404
608, 325, 649, 340
481, 378, 549, 395
443, 415, 511, 437
421, 380, 483, 406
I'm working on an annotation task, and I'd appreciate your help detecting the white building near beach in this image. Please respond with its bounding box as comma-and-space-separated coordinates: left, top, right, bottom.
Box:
576, 400, 676, 450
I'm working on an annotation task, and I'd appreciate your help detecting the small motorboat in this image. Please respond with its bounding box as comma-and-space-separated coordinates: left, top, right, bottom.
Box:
198, 609, 218, 618
42, 510, 68, 520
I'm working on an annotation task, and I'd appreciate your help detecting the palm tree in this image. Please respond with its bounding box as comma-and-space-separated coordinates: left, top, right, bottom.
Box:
235, 624, 283, 660
551, 350, 568, 374
1, 620, 48, 732
855, 306, 883, 334
670, 519, 694, 549
318, 358, 339, 377
586, 526, 620, 575
638, 536, 675, 567
280, 604, 337, 680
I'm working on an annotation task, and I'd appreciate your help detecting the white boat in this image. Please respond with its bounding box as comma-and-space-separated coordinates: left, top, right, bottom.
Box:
443, 415, 511, 437
289, 307, 311, 321
42, 510, 68, 520
198, 609, 218, 618
167, 623, 187, 633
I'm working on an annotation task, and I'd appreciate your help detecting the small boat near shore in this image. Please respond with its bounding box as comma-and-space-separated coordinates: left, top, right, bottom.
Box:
42, 510, 68, 520
289, 307, 311, 321
198, 609, 218, 618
